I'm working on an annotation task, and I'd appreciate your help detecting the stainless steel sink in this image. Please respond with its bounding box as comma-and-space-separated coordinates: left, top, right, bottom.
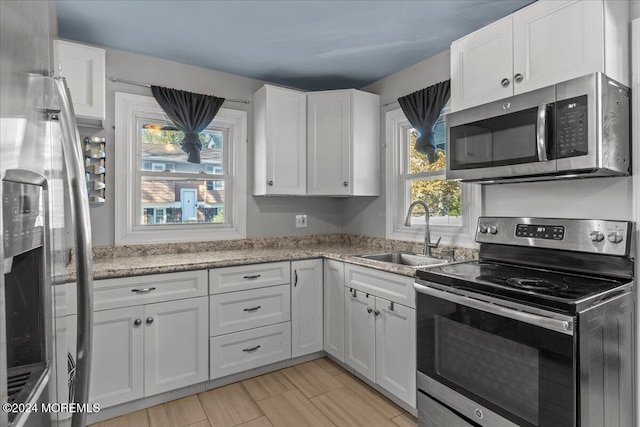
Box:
356, 251, 453, 268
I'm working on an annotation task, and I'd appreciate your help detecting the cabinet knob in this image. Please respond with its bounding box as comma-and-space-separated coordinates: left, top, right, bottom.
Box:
374, 309, 380, 316
146, 317, 154, 324
514, 73, 523, 83
501, 78, 510, 88
268, 180, 274, 186
343, 181, 348, 187
134, 319, 142, 326
367, 307, 373, 314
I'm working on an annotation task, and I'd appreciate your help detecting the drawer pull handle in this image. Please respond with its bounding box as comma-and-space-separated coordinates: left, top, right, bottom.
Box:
243, 274, 261, 279
132, 287, 156, 293
243, 345, 261, 352
243, 306, 261, 312
389, 301, 394, 311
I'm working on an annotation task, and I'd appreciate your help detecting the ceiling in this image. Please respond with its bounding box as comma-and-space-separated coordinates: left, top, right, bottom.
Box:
55, 0, 535, 91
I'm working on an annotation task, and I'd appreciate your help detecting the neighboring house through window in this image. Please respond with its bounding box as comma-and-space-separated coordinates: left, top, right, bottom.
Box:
115, 92, 247, 244
386, 107, 480, 246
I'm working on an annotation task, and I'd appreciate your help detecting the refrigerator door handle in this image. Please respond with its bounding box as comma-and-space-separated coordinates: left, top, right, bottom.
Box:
54, 76, 94, 427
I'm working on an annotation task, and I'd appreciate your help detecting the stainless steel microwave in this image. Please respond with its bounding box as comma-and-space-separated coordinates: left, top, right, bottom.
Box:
446, 73, 630, 183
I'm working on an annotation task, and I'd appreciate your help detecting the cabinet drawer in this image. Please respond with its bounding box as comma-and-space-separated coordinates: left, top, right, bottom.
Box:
210, 322, 291, 379
210, 284, 291, 336
92, 270, 208, 311
209, 262, 290, 294
345, 264, 415, 308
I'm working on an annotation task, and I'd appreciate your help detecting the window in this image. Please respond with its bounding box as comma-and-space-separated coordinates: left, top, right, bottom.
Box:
115, 92, 247, 244
386, 107, 480, 246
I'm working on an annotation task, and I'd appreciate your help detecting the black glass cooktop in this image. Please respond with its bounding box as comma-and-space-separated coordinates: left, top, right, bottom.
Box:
415, 260, 630, 313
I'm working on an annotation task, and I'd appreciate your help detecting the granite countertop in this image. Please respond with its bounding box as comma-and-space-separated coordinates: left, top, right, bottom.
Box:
66, 234, 478, 282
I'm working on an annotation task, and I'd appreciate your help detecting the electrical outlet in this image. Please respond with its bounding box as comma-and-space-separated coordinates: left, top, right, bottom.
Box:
295, 214, 307, 228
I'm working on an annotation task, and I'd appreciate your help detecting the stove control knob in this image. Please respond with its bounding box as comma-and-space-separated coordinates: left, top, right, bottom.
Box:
479, 225, 488, 234
489, 225, 498, 235
607, 231, 624, 244
589, 231, 604, 242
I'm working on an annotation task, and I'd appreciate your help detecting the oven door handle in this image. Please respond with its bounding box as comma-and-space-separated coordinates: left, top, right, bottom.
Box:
414, 283, 574, 335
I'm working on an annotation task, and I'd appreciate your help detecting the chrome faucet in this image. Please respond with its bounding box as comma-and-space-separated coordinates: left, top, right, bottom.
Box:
404, 200, 441, 256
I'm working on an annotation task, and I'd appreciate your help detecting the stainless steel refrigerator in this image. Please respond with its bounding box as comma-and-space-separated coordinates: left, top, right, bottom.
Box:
1, 1, 94, 427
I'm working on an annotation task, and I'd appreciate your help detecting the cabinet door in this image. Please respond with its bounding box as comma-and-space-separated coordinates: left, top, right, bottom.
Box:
450, 17, 513, 112
374, 297, 416, 408
53, 40, 106, 120
291, 259, 323, 358
344, 288, 375, 382
261, 86, 307, 195
307, 90, 351, 195
144, 297, 208, 396
513, 0, 603, 94
323, 260, 345, 362
90, 306, 144, 408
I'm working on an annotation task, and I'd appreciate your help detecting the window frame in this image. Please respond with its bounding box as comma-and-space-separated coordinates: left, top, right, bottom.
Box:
115, 92, 247, 245
385, 108, 480, 247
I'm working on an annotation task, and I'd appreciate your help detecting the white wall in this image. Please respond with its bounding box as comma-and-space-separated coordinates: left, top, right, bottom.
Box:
82, 47, 342, 246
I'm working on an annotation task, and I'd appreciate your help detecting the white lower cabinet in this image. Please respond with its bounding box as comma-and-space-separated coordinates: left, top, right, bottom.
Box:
210, 322, 291, 378
209, 263, 293, 379
89, 297, 208, 408
343, 266, 417, 408
143, 298, 209, 396
323, 259, 345, 362
344, 288, 376, 382
291, 259, 323, 357
374, 297, 416, 408
90, 306, 144, 407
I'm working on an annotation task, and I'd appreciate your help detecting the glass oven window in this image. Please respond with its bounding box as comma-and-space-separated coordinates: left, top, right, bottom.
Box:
449, 107, 544, 170
417, 292, 575, 427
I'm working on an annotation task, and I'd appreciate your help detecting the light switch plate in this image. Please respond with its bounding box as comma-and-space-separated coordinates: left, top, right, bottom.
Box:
295, 214, 307, 228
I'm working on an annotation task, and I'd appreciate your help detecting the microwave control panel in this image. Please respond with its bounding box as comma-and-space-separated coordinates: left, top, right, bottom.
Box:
556, 95, 588, 159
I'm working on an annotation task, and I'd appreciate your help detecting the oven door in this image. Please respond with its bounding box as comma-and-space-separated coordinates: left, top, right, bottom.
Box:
415, 282, 576, 427
446, 85, 555, 182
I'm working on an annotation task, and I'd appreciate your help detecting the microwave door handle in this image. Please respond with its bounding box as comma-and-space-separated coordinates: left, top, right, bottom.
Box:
414, 283, 574, 335
54, 76, 94, 427
537, 103, 549, 161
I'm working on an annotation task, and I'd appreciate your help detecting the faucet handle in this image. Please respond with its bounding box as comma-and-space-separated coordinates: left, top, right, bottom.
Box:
428, 236, 442, 248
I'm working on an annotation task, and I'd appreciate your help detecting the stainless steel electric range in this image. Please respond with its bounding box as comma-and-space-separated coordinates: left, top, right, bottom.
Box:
414, 217, 635, 427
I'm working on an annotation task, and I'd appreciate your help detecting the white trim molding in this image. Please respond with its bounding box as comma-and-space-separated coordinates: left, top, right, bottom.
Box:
385, 108, 480, 248
114, 92, 247, 245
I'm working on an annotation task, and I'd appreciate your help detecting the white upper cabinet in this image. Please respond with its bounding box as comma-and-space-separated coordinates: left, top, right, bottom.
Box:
450, 0, 630, 112
53, 39, 106, 125
450, 17, 514, 112
307, 89, 380, 196
253, 85, 307, 195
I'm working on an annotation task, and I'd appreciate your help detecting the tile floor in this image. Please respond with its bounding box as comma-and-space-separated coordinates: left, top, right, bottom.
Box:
90, 357, 417, 427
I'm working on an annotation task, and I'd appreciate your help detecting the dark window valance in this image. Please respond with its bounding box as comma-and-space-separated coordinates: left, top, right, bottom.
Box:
397, 80, 450, 163
151, 86, 225, 164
